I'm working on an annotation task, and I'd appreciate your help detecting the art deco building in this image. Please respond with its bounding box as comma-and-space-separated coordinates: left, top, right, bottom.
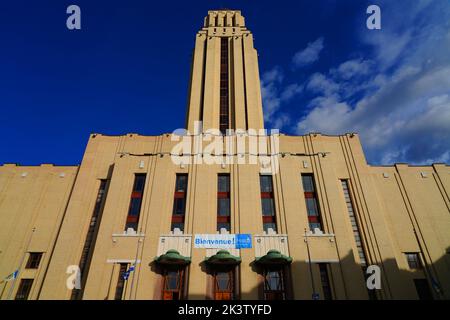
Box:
0, 10, 449, 300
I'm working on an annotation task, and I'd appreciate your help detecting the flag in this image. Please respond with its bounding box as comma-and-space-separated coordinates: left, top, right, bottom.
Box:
122, 265, 135, 280
1, 270, 19, 283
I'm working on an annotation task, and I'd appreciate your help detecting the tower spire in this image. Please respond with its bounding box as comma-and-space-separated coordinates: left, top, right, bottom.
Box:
185, 10, 264, 133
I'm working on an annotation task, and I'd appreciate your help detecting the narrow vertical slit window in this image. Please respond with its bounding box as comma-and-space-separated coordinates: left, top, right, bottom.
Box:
125, 174, 146, 232
219, 37, 229, 134
341, 179, 376, 300
318, 263, 333, 300
71, 179, 108, 300
301, 174, 323, 231
15, 279, 33, 300
114, 263, 128, 300
217, 174, 231, 232
171, 174, 188, 232
260, 175, 277, 233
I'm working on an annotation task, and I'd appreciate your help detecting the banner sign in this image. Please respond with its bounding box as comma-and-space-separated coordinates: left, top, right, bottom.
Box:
194, 234, 252, 249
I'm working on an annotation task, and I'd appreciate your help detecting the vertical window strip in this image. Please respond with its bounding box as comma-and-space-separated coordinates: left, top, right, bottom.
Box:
301, 174, 323, 231
219, 37, 229, 134
125, 174, 146, 231
260, 175, 277, 233
171, 174, 188, 232
71, 179, 108, 300
318, 263, 333, 300
217, 174, 231, 232
341, 180, 367, 266
114, 263, 128, 300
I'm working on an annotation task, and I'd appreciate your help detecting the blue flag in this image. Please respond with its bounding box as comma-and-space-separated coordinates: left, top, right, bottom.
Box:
122, 265, 135, 280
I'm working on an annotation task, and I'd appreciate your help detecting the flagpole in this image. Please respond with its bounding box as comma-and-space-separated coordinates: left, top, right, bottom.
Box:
7, 227, 36, 300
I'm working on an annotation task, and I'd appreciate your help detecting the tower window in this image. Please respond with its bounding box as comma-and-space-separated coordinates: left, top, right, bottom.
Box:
219, 37, 229, 134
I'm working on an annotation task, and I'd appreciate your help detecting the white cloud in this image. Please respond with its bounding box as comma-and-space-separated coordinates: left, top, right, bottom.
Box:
296, 0, 450, 164
292, 37, 324, 68
261, 68, 303, 130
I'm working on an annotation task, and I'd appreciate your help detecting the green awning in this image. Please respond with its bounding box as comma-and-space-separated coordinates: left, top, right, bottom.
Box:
154, 249, 191, 265
255, 250, 292, 266
205, 250, 241, 265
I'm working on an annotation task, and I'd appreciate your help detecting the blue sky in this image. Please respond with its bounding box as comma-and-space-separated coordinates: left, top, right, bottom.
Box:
0, 0, 449, 165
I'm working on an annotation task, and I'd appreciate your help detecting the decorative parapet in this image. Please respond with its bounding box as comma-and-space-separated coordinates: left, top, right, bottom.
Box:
254, 229, 289, 258
157, 228, 192, 258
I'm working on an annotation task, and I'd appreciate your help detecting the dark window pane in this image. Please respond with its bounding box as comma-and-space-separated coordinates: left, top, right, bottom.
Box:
261, 198, 275, 216
173, 198, 186, 215
305, 198, 319, 216
175, 175, 188, 192
406, 253, 422, 269
218, 175, 230, 192
133, 174, 146, 192
128, 197, 143, 216
301, 175, 315, 192
260, 175, 273, 192
15, 279, 33, 300
319, 263, 333, 300
218, 198, 230, 216
114, 264, 128, 300
26, 253, 43, 269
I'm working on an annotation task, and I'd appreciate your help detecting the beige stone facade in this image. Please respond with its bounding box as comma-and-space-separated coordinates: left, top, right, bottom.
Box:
1, 10, 449, 300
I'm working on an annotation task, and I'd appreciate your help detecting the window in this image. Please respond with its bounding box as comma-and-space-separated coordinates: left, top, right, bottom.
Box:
219, 37, 229, 134
414, 279, 433, 300
26, 253, 43, 269
171, 174, 188, 231
125, 174, 146, 231
319, 263, 332, 300
301, 175, 323, 231
260, 175, 277, 233
114, 263, 128, 300
341, 180, 366, 266
214, 270, 234, 300
217, 174, 231, 232
72, 179, 108, 300
406, 253, 422, 269
15, 279, 33, 300
263, 269, 286, 300
162, 268, 185, 300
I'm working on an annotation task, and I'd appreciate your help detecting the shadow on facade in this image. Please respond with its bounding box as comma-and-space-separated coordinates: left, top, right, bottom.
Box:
182, 246, 449, 300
